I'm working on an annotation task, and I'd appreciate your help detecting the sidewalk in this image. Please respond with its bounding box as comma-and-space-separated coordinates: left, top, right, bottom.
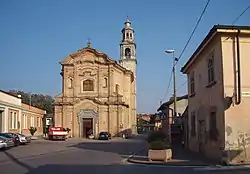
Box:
128, 144, 219, 166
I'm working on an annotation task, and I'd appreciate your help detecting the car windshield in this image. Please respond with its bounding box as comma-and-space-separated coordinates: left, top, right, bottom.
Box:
0, 133, 12, 138
17, 133, 25, 137
0, 135, 9, 140
99, 132, 108, 135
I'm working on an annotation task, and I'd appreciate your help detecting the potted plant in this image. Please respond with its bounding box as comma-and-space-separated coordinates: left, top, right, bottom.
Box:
147, 130, 172, 162
63, 128, 72, 138
29, 126, 37, 139
65, 128, 71, 133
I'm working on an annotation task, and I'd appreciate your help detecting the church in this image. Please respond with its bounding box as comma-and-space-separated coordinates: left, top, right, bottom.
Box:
54, 19, 137, 138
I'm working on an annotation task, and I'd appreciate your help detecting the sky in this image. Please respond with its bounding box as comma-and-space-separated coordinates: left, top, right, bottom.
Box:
0, 0, 249, 114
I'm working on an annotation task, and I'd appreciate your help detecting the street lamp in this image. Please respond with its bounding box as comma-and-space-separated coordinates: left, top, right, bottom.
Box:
165, 50, 175, 54
165, 49, 178, 144
17, 94, 22, 134
165, 49, 177, 122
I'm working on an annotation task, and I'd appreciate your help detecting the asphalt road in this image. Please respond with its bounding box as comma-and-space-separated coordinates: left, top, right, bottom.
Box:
1, 136, 250, 174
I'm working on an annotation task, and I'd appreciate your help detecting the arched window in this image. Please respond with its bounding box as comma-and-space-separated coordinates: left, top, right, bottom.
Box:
104, 77, 108, 88
130, 33, 132, 39
83, 79, 94, 91
126, 33, 129, 39
125, 48, 131, 58
68, 78, 73, 88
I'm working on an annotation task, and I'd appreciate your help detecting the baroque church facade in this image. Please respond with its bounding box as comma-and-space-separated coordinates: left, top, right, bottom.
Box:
54, 19, 137, 138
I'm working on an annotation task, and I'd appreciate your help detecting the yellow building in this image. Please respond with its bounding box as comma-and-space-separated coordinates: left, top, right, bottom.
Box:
54, 19, 137, 138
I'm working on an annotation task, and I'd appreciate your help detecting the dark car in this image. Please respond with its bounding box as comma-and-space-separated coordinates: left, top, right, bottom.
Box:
0, 133, 20, 146
98, 132, 111, 140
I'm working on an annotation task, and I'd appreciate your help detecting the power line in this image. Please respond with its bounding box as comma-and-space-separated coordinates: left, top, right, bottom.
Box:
222, 4, 250, 43
176, 81, 187, 92
232, 4, 250, 25
161, 70, 172, 102
173, 0, 211, 93
175, 0, 211, 65
160, 0, 211, 104
174, 2, 249, 92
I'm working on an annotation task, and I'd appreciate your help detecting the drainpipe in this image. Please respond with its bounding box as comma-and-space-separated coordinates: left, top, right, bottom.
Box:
235, 29, 242, 105
108, 65, 110, 133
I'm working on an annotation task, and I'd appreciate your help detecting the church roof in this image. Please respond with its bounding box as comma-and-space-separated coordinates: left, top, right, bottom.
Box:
60, 46, 134, 81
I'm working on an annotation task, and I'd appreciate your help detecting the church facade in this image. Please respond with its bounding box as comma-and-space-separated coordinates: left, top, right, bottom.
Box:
54, 19, 137, 138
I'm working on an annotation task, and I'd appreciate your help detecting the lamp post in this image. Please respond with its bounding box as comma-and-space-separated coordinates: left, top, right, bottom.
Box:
165, 49, 178, 144
165, 49, 177, 123
17, 94, 22, 134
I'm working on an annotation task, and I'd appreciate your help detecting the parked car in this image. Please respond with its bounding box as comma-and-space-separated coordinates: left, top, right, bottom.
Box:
0, 136, 14, 149
0, 133, 20, 146
15, 133, 32, 144
98, 132, 111, 140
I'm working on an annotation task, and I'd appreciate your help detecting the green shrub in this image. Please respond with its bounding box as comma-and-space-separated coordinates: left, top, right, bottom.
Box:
29, 127, 37, 136
65, 128, 71, 133
149, 140, 170, 150
147, 130, 167, 143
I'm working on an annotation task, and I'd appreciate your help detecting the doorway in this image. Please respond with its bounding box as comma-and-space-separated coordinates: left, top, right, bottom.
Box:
198, 120, 206, 154
82, 118, 93, 138
0, 111, 3, 132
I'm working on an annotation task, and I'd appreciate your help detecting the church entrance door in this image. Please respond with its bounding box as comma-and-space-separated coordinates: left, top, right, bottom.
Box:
78, 109, 98, 138
82, 118, 93, 138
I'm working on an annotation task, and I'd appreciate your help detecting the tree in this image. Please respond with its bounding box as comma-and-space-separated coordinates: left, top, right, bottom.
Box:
9, 90, 54, 114
149, 115, 156, 124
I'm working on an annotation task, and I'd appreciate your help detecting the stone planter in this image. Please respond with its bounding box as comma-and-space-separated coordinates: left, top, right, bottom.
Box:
148, 149, 172, 162
31, 136, 38, 140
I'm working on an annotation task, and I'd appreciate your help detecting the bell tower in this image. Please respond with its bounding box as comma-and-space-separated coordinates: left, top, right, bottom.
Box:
119, 18, 137, 134
119, 18, 137, 73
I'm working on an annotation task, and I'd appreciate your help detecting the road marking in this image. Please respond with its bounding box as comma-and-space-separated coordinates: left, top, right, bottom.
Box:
193, 165, 250, 171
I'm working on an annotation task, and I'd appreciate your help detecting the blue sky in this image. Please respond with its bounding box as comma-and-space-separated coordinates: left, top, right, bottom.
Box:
0, 0, 249, 113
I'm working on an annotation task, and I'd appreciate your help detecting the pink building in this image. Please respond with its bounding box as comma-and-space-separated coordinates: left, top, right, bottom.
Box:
181, 25, 250, 164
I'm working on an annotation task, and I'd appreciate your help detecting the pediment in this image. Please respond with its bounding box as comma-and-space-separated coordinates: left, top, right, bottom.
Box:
59, 46, 134, 81
78, 109, 98, 118
60, 47, 113, 65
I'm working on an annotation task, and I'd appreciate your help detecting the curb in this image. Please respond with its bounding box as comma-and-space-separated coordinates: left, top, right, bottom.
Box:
126, 149, 215, 168
127, 157, 214, 167
127, 154, 250, 170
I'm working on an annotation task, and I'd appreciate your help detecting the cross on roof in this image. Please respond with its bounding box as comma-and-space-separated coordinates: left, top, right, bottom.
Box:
87, 38, 91, 48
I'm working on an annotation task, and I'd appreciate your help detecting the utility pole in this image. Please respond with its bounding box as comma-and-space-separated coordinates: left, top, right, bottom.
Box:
165, 49, 177, 123
165, 49, 178, 145
172, 52, 177, 124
